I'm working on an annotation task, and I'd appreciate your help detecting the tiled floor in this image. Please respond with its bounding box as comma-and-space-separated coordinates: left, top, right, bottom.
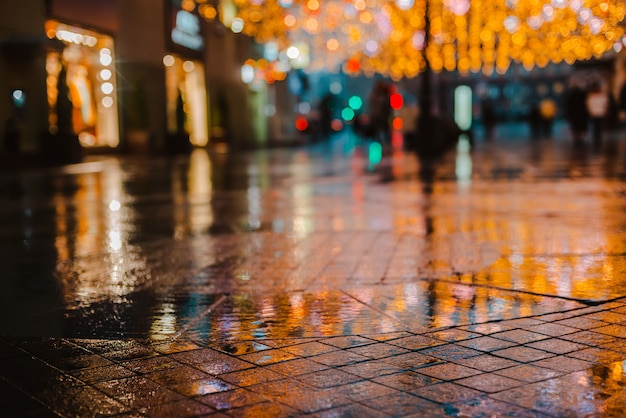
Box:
3, 136, 626, 416
2, 299, 626, 417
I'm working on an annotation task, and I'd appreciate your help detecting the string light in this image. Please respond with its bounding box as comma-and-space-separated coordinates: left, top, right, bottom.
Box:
193, 0, 626, 79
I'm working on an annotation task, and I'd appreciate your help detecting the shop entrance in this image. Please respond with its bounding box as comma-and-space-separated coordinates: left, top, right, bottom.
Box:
45, 21, 119, 148
163, 54, 208, 147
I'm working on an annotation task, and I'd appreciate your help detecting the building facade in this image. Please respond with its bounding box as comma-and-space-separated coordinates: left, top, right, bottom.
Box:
0, 0, 272, 163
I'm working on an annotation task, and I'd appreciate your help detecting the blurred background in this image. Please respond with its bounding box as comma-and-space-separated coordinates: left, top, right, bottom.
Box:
0, 0, 625, 164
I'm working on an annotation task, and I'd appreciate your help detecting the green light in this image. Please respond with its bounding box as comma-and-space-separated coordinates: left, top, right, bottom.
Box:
348, 95, 363, 110
369, 142, 382, 165
342, 107, 355, 121
454, 85, 472, 131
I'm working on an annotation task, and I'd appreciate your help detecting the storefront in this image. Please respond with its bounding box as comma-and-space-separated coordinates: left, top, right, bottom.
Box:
165, 2, 209, 148
44, 20, 120, 149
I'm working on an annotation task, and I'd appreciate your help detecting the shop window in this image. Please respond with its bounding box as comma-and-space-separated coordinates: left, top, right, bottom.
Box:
45, 20, 119, 148
164, 54, 208, 146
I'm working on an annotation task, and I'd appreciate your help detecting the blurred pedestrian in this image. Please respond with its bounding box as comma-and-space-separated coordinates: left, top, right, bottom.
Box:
481, 99, 496, 141
564, 78, 589, 143
368, 80, 392, 146
528, 101, 541, 139
538, 96, 557, 137
586, 81, 609, 145
318, 93, 334, 140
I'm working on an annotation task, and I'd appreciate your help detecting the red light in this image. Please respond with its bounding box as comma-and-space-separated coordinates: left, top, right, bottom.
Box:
392, 117, 403, 130
295, 116, 308, 131
390, 93, 403, 110
331, 119, 343, 131
346, 58, 360, 73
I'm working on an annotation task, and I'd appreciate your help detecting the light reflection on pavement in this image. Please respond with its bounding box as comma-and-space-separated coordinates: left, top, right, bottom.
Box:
1, 135, 626, 341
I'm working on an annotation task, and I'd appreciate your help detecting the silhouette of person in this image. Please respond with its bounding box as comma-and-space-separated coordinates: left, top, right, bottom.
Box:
586, 81, 609, 145
564, 78, 589, 143
368, 81, 392, 146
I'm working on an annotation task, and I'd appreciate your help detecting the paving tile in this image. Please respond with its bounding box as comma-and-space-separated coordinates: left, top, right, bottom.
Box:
612, 305, 626, 315
372, 370, 441, 391
101, 346, 158, 362
218, 367, 285, 387
386, 335, 443, 350
531, 356, 594, 373
71, 363, 137, 384
490, 368, 626, 417
534, 312, 576, 322
170, 347, 237, 365
491, 346, 555, 363
226, 401, 298, 417
13, 338, 90, 361
456, 373, 524, 393
418, 343, 483, 360
273, 390, 351, 414
38, 385, 131, 417
525, 323, 580, 337
493, 364, 563, 383
592, 324, 626, 338
139, 398, 216, 417
525, 336, 588, 355
256, 337, 320, 348
264, 357, 329, 377
307, 403, 387, 417
460, 323, 514, 334
366, 392, 444, 416
599, 340, 626, 354
450, 396, 551, 418
149, 339, 202, 354
295, 368, 363, 388
559, 330, 619, 346
197, 387, 268, 410
366, 331, 413, 342
554, 317, 608, 330
72, 339, 146, 356
245, 377, 313, 400
309, 350, 370, 367
337, 358, 404, 379
497, 318, 545, 328
170, 377, 235, 397
96, 376, 186, 408
410, 382, 484, 404
345, 342, 411, 359
209, 340, 272, 355
585, 311, 626, 324
244, 378, 350, 413
491, 329, 550, 344
236, 348, 297, 366
566, 347, 626, 365
52, 353, 114, 371
327, 380, 399, 402
455, 354, 520, 372
415, 362, 482, 380
121, 356, 182, 374
456, 336, 517, 352
144, 364, 209, 386
322, 336, 375, 349
279, 341, 337, 357
191, 354, 255, 375
380, 351, 442, 371
425, 328, 480, 342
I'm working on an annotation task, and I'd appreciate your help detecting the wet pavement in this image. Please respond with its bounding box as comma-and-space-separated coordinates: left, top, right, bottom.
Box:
2, 131, 626, 416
